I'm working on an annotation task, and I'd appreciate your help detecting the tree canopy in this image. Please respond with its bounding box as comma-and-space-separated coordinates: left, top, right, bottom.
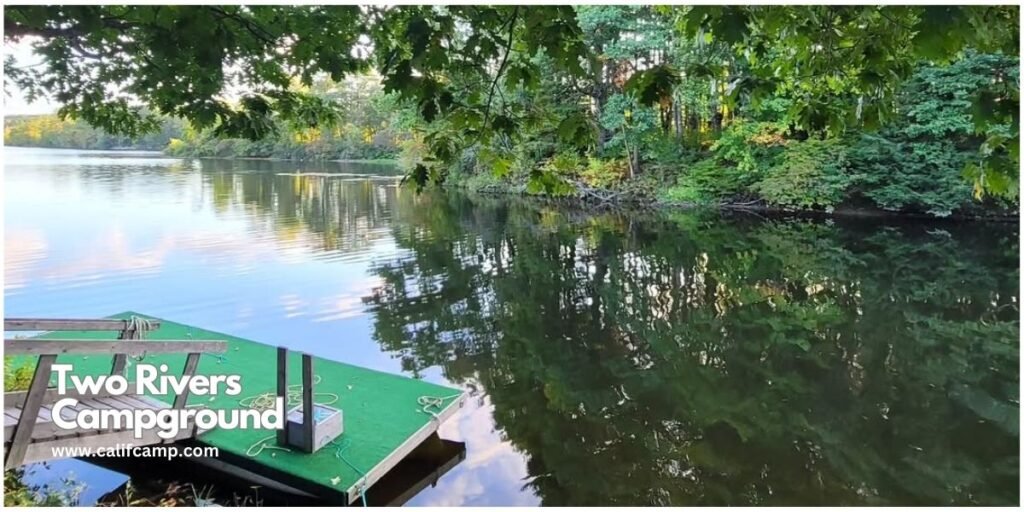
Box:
4, 5, 1019, 195
4, 6, 583, 163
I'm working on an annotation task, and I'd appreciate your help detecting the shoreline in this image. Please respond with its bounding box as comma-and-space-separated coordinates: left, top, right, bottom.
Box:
6, 146, 1016, 223
461, 184, 1020, 225
4, 146, 399, 165
184, 154, 399, 164
167, 153, 1022, 223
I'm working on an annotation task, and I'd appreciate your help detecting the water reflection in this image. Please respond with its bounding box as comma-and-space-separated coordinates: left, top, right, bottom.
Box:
197, 159, 402, 257
4, 148, 1019, 505
362, 194, 1020, 506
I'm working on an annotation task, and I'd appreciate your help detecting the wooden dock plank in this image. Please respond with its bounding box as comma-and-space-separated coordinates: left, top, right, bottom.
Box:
116, 395, 158, 411
3, 394, 175, 444
134, 395, 171, 410
5, 319, 161, 332
18, 425, 195, 466
5, 339, 226, 356
6, 387, 127, 404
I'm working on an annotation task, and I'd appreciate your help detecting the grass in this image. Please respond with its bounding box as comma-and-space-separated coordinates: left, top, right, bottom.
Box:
97, 480, 264, 507
4, 467, 85, 507
5, 356, 34, 391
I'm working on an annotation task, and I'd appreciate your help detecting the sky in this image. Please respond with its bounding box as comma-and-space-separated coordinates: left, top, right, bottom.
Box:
2, 38, 265, 117
4, 40, 60, 116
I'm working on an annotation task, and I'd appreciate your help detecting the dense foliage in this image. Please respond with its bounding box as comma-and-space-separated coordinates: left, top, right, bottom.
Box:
3, 469, 82, 507
659, 52, 1018, 215
4, 5, 1019, 215
448, 13, 1019, 217
4, 5, 585, 170
845, 52, 1019, 215
164, 75, 402, 161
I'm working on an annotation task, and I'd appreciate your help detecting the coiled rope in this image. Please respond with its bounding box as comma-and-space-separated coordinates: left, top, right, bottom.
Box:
417, 393, 463, 420
124, 316, 153, 363
197, 328, 462, 506
236, 376, 340, 411
245, 434, 293, 458
125, 315, 154, 337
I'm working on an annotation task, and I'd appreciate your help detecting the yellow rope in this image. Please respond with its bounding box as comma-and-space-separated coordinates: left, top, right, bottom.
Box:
238, 375, 339, 459
245, 434, 293, 458
237, 375, 340, 411
417, 393, 463, 420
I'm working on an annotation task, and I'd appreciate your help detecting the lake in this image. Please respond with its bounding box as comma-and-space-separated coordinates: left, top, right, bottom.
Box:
4, 147, 1019, 505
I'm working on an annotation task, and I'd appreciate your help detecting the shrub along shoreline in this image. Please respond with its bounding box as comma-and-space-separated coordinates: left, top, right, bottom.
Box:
451, 176, 1018, 223
436, 52, 1019, 222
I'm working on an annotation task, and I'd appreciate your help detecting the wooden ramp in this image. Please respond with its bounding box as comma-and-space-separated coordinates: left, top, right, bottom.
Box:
4, 394, 197, 466
4, 313, 466, 505
3, 318, 227, 469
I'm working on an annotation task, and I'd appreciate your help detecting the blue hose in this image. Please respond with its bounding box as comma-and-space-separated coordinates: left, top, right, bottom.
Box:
331, 438, 369, 507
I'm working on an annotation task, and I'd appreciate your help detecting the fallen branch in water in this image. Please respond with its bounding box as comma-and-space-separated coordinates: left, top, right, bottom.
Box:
569, 179, 624, 205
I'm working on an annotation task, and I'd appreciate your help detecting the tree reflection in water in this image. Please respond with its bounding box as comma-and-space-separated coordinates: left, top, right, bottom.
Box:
187, 165, 1017, 505
361, 192, 1018, 506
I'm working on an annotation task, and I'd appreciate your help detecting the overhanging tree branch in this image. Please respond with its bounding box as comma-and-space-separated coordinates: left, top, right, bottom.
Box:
476, 7, 519, 144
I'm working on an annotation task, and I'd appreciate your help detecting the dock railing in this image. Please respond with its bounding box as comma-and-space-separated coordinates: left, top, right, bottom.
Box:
3, 317, 227, 469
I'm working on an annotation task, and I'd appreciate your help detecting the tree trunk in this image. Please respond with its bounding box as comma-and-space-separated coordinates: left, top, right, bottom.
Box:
592, 44, 611, 153
673, 93, 683, 142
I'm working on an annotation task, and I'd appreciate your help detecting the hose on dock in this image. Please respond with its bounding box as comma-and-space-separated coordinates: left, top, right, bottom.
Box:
331, 438, 369, 507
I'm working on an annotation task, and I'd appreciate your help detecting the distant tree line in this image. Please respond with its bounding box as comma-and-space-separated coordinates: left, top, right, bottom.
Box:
4, 114, 185, 151
164, 74, 403, 161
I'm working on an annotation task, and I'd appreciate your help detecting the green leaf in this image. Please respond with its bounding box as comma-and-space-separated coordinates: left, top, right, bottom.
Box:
624, 65, 680, 105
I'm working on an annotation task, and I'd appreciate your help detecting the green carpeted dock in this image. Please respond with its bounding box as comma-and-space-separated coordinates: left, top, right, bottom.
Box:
12, 312, 464, 504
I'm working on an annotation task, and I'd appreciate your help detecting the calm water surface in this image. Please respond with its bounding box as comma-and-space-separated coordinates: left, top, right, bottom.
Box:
4, 147, 1019, 505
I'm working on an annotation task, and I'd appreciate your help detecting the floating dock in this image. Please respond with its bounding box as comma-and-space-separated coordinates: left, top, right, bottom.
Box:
9, 312, 465, 504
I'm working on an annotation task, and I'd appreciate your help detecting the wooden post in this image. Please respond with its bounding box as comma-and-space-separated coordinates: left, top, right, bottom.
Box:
110, 353, 127, 376
276, 346, 289, 446
5, 340, 225, 355
6, 354, 57, 469
173, 352, 201, 409
302, 353, 314, 453
111, 321, 139, 376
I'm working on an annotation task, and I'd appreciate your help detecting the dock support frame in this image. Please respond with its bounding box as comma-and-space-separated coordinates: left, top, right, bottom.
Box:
276, 347, 289, 446
275, 348, 316, 453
